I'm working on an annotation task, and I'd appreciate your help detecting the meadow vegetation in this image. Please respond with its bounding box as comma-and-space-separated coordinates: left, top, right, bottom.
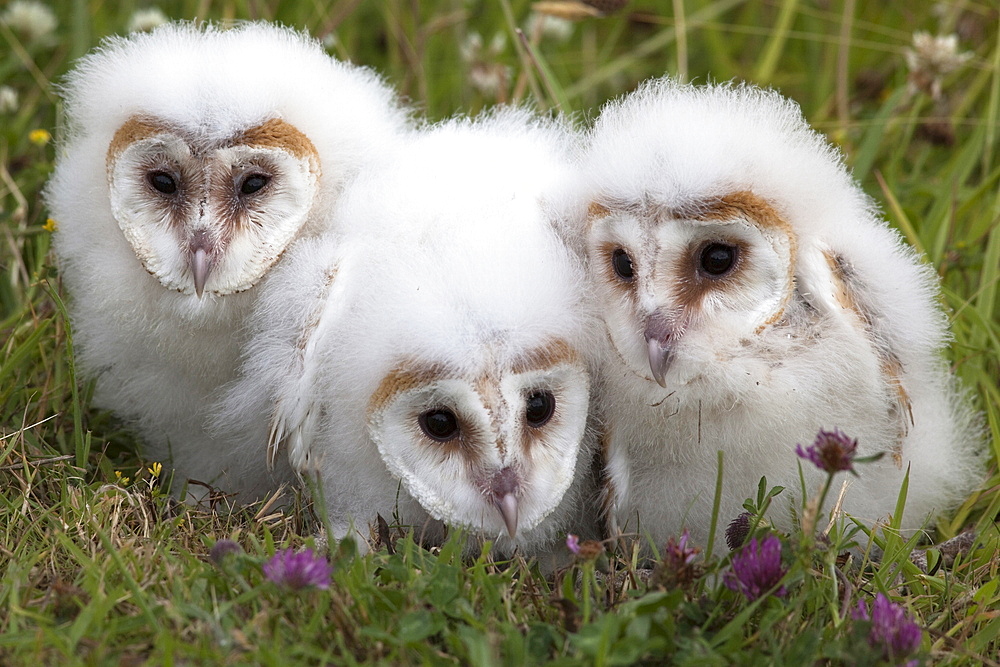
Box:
1, 0, 998, 663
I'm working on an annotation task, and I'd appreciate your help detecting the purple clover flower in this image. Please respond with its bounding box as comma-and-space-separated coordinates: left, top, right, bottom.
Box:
565, 533, 604, 560
209, 539, 243, 565
724, 534, 787, 601
796, 427, 858, 474
662, 530, 698, 569
655, 529, 702, 588
263, 548, 333, 591
853, 593, 923, 662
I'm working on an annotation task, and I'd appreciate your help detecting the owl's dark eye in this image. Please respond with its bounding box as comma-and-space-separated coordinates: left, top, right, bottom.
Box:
240, 173, 270, 195
699, 242, 738, 277
148, 171, 177, 195
525, 390, 555, 428
419, 408, 460, 442
611, 248, 634, 281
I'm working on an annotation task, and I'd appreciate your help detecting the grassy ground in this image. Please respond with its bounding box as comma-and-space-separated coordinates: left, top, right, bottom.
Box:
2, 0, 999, 664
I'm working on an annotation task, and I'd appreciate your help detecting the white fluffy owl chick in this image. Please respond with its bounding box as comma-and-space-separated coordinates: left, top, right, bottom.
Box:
45, 21, 410, 501
582, 79, 982, 551
216, 108, 601, 555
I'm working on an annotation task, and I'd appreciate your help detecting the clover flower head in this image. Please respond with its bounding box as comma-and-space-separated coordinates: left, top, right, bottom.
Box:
655, 529, 702, 588
905, 32, 972, 100
209, 539, 243, 565
724, 534, 787, 601
127, 7, 169, 33
853, 593, 922, 662
527, 12, 575, 42
565, 533, 604, 560
2, 1, 57, 45
263, 548, 333, 590
726, 511, 752, 550
663, 530, 698, 567
0, 86, 18, 114
796, 428, 858, 474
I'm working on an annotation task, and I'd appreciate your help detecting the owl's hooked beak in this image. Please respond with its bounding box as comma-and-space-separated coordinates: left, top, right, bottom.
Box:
188, 232, 215, 298
488, 466, 520, 538
191, 248, 211, 298
644, 312, 682, 388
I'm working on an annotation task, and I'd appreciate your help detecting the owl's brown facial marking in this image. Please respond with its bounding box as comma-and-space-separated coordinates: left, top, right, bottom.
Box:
511, 338, 578, 458
238, 118, 320, 163
370, 361, 488, 463
600, 241, 638, 301
107, 116, 168, 164
695, 190, 796, 304
510, 338, 579, 375
671, 238, 752, 313
693, 190, 790, 232
211, 157, 279, 235
670, 191, 797, 332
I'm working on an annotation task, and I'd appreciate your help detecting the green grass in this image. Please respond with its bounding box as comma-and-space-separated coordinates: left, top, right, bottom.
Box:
2, 0, 999, 664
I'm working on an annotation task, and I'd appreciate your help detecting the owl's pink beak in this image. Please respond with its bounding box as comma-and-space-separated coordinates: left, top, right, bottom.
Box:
190, 247, 212, 299
644, 312, 682, 388
189, 229, 216, 298
488, 466, 520, 538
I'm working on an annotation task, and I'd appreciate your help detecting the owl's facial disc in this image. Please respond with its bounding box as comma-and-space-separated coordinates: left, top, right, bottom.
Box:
369, 349, 588, 540
107, 116, 320, 297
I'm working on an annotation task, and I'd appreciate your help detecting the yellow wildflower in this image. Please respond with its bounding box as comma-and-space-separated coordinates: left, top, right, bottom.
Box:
43, 218, 57, 232
29, 128, 51, 145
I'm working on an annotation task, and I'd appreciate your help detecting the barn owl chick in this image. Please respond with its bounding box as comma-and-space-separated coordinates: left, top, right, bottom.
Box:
45, 21, 410, 501
216, 109, 601, 555
583, 79, 982, 551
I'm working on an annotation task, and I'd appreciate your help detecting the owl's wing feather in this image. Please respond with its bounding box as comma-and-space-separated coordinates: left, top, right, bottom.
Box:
796, 241, 912, 464
268, 261, 342, 474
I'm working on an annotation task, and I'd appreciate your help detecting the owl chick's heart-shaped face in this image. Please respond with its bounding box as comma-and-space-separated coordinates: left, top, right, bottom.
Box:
106, 116, 320, 297
588, 191, 796, 388
366, 340, 590, 541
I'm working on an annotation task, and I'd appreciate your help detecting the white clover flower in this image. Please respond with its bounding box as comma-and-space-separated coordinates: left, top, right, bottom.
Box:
1, 1, 57, 46
460, 32, 484, 64
905, 32, 972, 100
488, 32, 506, 54
127, 7, 169, 33
0, 86, 18, 114
469, 62, 510, 96
460, 31, 509, 98
527, 12, 575, 42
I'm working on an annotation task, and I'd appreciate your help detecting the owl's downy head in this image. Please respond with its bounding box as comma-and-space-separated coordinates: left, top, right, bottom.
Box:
334, 109, 595, 542
54, 21, 408, 297
583, 79, 908, 389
